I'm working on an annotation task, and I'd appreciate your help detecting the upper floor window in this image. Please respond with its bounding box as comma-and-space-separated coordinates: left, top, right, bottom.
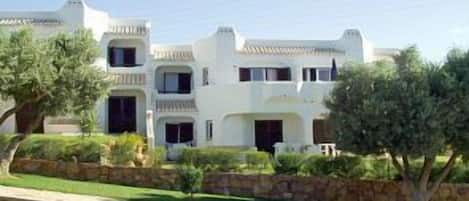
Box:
303, 68, 331, 81
109, 47, 137, 67
239, 67, 291, 82
162, 72, 191, 94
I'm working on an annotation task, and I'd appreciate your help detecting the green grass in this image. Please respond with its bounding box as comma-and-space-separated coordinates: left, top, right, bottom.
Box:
0, 174, 268, 201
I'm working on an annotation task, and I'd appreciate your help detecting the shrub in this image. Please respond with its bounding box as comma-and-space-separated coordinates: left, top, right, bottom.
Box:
148, 147, 166, 168
274, 153, 307, 175
108, 134, 145, 166
179, 148, 241, 172
179, 148, 202, 165
366, 158, 396, 180
304, 155, 366, 179
178, 166, 204, 200
245, 150, 272, 172
79, 109, 99, 135
16, 137, 68, 161
301, 154, 328, 176
64, 140, 103, 162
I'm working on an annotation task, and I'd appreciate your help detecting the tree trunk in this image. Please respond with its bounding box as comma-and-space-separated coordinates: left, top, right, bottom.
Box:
0, 114, 43, 177
16, 102, 44, 134
0, 135, 25, 178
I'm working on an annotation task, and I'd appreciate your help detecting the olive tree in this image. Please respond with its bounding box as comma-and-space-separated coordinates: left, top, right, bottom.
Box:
0, 27, 111, 177
325, 46, 467, 201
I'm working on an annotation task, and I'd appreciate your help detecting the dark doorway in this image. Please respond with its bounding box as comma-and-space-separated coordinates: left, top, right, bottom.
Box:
165, 123, 194, 144
108, 96, 136, 133
255, 120, 283, 154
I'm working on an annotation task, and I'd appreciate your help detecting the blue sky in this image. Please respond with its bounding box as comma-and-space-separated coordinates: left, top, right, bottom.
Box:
3, 0, 469, 61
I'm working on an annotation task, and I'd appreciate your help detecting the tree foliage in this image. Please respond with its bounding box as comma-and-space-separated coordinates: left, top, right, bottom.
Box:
325, 46, 469, 201
0, 27, 111, 177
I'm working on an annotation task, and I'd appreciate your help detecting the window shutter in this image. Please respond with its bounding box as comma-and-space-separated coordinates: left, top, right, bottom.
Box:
165, 124, 179, 143
313, 119, 334, 144
239, 68, 250, 81
108, 47, 115, 66
178, 73, 192, 94
202, 68, 209, 86
303, 69, 307, 81
124, 48, 136, 66
277, 68, 291, 81
310, 68, 317, 81
179, 123, 194, 143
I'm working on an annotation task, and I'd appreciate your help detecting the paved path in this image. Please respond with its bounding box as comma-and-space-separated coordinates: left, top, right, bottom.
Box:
0, 186, 117, 201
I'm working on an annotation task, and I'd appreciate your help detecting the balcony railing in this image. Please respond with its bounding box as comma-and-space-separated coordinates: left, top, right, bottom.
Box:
109, 73, 146, 86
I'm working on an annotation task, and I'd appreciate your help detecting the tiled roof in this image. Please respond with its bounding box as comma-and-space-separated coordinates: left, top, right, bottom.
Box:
153, 49, 195, 62
108, 25, 148, 35
239, 45, 345, 56
109, 73, 146, 85
156, 100, 197, 113
0, 18, 62, 26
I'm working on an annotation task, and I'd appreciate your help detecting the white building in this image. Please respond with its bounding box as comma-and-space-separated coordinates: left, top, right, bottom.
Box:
0, 0, 397, 154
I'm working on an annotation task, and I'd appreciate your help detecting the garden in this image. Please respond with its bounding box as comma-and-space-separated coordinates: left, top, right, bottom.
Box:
2, 134, 469, 184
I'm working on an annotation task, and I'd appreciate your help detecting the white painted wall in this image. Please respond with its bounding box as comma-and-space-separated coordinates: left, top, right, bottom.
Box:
0, 0, 397, 154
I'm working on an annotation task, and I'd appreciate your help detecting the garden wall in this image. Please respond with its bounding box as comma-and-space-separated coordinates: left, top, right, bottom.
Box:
11, 159, 469, 201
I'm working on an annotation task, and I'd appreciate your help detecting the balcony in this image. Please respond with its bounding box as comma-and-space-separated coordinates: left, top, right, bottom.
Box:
155, 65, 194, 99
195, 82, 335, 114
107, 39, 147, 72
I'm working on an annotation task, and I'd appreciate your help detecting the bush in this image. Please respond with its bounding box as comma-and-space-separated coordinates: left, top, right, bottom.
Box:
274, 153, 307, 175
245, 150, 272, 172
108, 134, 145, 166
148, 147, 166, 168
301, 154, 328, 176
16, 137, 68, 161
178, 166, 204, 200
366, 158, 396, 180
303, 155, 366, 179
179, 148, 242, 172
64, 140, 103, 162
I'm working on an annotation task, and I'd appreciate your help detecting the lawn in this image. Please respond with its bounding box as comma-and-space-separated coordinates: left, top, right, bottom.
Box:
0, 174, 268, 201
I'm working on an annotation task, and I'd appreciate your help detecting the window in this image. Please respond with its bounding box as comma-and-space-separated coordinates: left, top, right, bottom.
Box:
252, 68, 264, 81
108, 47, 137, 67
206, 120, 213, 141
313, 119, 333, 144
303, 68, 331, 81
202, 67, 209, 86
162, 73, 191, 94
318, 69, 331, 81
165, 123, 194, 144
239, 67, 291, 82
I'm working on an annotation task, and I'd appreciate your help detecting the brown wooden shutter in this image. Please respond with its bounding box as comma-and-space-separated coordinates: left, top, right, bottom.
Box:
239, 68, 250, 81
313, 119, 334, 144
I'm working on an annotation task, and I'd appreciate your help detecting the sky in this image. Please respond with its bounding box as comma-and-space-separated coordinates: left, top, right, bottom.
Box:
2, 0, 469, 61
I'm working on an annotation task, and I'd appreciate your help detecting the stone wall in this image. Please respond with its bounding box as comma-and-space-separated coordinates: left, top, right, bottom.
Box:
11, 159, 469, 201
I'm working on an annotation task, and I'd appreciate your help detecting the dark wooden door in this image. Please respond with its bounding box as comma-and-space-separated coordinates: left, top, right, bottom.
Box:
108, 96, 136, 133
255, 120, 283, 154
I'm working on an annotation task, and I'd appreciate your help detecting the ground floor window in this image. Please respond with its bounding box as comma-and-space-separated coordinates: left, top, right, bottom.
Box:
206, 120, 213, 141
165, 123, 193, 143
313, 119, 333, 144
